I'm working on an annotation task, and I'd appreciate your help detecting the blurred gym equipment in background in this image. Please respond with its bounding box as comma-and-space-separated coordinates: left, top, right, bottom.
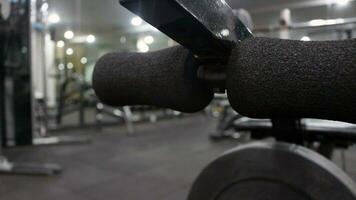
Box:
1, 0, 356, 199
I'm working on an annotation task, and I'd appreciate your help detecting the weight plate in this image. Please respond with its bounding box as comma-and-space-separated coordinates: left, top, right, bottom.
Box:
188, 142, 356, 200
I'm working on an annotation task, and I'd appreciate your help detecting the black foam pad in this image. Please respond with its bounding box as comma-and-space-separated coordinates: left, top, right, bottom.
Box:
93, 46, 214, 113
227, 37, 356, 123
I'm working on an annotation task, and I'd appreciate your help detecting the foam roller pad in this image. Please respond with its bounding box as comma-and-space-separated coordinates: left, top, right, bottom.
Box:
227, 37, 356, 123
93, 46, 214, 113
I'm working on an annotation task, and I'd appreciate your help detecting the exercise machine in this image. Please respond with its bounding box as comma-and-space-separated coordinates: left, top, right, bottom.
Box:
29, 0, 91, 146
0, 0, 61, 175
93, 0, 356, 199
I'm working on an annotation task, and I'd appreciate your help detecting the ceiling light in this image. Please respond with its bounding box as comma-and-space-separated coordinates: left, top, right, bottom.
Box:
131, 16, 143, 26
301, 36, 311, 41
331, 0, 350, 6
40, 3, 49, 12
309, 18, 345, 27
67, 62, 74, 69
64, 30, 74, 39
80, 57, 88, 64
86, 34, 96, 43
144, 35, 154, 44
48, 13, 60, 24
66, 48, 74, 55
137, 40, 149, 53
120, 36, 127, 44
57, 40, 65, 48
325, 18, 345, 25
58, 64, 65, 71
309, 19, 326, 26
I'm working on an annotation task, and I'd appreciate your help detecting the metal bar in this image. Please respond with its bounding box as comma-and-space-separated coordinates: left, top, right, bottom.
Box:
120, 0, 252, 62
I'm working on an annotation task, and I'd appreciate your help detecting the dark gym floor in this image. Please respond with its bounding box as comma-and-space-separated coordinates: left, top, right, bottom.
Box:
1, 115, 356, 200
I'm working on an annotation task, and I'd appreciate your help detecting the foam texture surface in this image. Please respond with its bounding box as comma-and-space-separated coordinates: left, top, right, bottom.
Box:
93, 46, 214, 113
227, 37, 356, 123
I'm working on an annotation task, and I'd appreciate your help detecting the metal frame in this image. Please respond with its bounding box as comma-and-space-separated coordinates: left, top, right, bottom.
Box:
120, 0, 252, 62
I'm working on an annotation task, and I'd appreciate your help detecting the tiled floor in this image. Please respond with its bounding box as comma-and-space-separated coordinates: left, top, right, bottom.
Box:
0, 115, 355, 200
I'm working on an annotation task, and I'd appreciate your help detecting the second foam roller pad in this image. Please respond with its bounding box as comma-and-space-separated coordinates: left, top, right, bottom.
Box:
227, 37, 356, 123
